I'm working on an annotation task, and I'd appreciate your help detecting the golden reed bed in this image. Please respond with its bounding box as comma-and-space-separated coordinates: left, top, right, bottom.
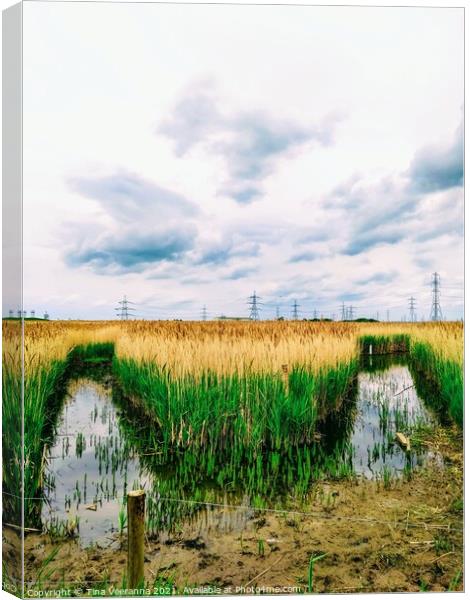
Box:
4, 319, 463, 377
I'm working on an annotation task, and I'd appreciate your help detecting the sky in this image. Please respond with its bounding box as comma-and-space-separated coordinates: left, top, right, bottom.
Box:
20, 2, 464, 321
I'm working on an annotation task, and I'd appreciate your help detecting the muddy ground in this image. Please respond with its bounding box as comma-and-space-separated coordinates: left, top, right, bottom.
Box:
4, 426, 463, 595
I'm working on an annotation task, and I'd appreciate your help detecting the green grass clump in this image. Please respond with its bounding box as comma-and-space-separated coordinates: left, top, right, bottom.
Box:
23, 360, 69, 526
2, 354, 23, 526
3, 351, 68, 527
359, 334, 410, 355
113, 358, 357, 454
360, 333, 462, 428
3, 342, 116, 528
410, 341, 463, 427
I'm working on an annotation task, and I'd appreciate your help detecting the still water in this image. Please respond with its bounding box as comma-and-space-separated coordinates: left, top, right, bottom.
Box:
349, 361, 433, 476
42, 358, 436, 546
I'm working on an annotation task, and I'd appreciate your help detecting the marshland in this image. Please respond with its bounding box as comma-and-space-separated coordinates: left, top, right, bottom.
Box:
2, 320, 463, 594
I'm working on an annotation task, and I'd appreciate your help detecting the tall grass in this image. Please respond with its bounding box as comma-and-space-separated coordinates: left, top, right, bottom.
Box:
113, 381, 358, 535
2, 319, 463, 527
23, 360, 68, 526
359, 334, 410, 355
113, 358, 357, 453
2, 321, 22, 525
410, 342, 463, 427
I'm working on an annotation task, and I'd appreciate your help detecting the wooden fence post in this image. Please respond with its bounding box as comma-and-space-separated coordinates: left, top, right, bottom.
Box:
127, 489, 146, 588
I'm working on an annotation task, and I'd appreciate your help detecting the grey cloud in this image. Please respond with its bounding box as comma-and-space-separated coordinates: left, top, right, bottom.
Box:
408, 122, 463, 193
69, 171, 199, 221
223, 267, 258, 280
297, 229, 330, 244
158, 84, 223, 155
66, 227, 196, 274
340, 291, 366, 302
196, 238, 260, 266
414, 257, 433, 269
159, 83, 340, 203
227, 187, 262, 205
66, 171, 199, 275
343, 229, 405, 256
216, 111, 314, 182
356, 271, 397, 285
326, 175, 415, 256
325, 123, 463, 260
196, 244, 233, 266
409, 185, 463, 245
413, 219, 462, 243
289, 251, 317, 263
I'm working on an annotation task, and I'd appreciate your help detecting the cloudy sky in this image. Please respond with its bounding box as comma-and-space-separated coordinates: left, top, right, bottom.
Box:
21, 3, 463, 321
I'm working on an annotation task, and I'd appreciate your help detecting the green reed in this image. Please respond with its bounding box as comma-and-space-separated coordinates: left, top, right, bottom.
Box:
3, 342, 114, 528
10, 332, 462, 534
360, 334, 410, 355
3, 355, 68, 528
360, 333, 462, 427
112, 383, 360, 538
410, 341, 463, 427
113, 358, 357, 454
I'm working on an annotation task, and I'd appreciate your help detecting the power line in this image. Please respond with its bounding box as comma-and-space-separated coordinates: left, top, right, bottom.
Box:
291, 299, 300, 320
115, 295, 136, 320
408, 296, 417, 323
247, 291, 262, 321
430, 272, 443, 322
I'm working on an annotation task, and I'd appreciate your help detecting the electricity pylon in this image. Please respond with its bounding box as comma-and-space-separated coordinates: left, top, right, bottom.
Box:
291, 300, 300, 320
115, 295, 136, 320
247, 291, 262, 321
408, 297, 417, 323
430, 272, 443, 321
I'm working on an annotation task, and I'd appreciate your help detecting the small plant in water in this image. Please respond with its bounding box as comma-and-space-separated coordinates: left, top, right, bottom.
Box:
381, 465, 394, 490
402, 462, 413, 482
378, 400, 390, 432
75, 432, 86, 458
118, 499, 127, 536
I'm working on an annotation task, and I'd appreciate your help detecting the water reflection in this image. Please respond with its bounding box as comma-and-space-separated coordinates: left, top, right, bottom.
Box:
42, 380, 146, 546
41, 356, 437, 546
349, 361, 432, 476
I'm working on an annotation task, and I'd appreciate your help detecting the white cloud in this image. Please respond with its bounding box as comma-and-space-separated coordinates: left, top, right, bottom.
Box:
20, 3, 464, 320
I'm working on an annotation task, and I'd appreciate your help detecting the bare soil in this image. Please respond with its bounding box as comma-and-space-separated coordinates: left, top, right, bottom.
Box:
5, 426, 463, 596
